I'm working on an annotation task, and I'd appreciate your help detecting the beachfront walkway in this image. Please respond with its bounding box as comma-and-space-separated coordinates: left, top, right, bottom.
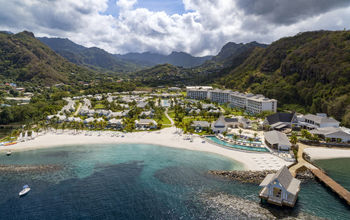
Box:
165, 108, 175, 126
289, 143, 317, 176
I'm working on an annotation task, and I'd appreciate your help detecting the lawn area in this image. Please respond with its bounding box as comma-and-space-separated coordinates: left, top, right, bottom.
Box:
157, 113, 171, 125
94, 103, 105, 109
182, 116, 217, 123
167, 110, 175, 119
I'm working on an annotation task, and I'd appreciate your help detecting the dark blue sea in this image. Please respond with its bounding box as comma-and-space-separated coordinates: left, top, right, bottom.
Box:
0, 144, 349, 219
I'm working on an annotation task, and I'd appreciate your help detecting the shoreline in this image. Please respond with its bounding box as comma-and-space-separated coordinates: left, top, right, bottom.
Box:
0, 127, 292, 171
304, 147, 350, 161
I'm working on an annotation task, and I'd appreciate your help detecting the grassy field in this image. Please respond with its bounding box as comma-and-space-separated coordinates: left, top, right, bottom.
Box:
158, 113, 171, 125
94, 103, 105, 109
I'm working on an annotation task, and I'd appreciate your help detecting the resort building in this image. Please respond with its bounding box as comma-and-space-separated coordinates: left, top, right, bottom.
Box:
83, 117, 95, 125
108, 119, 124, 129
191, 121, 210, 131
201, 103, 216, 110
245, 95, 277, 115
186, 86, 277, 114
136, 101, 148, 108
211, 116, 239, 133
186, 86, 212, 100
264, 130, 292, 151
135, 119, 158, 129
238, 116, 252, 129
140, 110, 154, 118
264, 112, 298, 131
229, 92, 247, 109
298, 113, 340, 129
310, 127, 350, 143
259, 166, 301, 207
209, 89, 231, 104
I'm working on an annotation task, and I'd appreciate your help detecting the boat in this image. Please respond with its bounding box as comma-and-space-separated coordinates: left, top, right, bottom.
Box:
19, 185, 31, 197
4, 142, 16, 146
6, 151, 11, 156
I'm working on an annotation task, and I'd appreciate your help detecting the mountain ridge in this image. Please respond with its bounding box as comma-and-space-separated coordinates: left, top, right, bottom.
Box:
0, 31, 96, 86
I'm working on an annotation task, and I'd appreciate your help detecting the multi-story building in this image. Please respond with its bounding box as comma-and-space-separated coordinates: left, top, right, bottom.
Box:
186, 86, 277, 114
246, 95, 277, 114
209, 89, 231, 104
229, 92, 248, 109
186, 86, 212, 100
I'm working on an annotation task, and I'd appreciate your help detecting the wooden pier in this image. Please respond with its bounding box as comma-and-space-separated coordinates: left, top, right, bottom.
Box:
310, 169, 350, 205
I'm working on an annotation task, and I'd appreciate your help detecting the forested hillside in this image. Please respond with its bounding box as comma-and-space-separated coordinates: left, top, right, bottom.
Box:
218, 31, 350, 125
0, 31, 96, 85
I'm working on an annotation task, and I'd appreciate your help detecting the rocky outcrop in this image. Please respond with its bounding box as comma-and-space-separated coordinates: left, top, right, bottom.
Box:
209, 168, 315, 184
208, 170, 276, 184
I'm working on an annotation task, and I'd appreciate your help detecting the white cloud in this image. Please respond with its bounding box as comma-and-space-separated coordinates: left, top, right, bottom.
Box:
0, 0, 349, 56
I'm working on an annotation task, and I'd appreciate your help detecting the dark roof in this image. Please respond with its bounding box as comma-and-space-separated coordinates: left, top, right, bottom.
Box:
224, 117, 239, 123
213, 116, 238, 128
265, 112, 295, 125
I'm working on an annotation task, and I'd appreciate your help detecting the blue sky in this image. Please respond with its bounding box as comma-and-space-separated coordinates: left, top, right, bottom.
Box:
103, 0, 186, 17
1, 0, 349, 56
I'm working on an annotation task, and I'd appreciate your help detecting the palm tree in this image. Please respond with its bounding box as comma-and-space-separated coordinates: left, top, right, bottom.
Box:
325, 137, 331, 143
62, 122, 67, 133
248, 137, 254, 146
254, 132, 258, 139
301, 129, 311, 140
238, 129, 243, 136
290, 133, 298, 145
233, 134, 238, 144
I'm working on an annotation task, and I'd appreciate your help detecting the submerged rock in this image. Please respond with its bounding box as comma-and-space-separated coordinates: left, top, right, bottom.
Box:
0, 164, 62, 173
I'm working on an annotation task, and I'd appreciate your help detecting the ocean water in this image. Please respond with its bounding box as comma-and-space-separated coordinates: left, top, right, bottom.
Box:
0, 144, 349, 219
315, 158, 350, 191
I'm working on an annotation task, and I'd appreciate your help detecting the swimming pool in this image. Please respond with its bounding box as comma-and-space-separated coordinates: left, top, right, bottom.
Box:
161, 99, 170, 107
206, 136, 269, 152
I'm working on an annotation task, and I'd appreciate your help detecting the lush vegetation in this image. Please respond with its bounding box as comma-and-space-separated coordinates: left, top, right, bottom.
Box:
0, 90, 67, 124
0, 31, 98, 86
217, 31, 350, 126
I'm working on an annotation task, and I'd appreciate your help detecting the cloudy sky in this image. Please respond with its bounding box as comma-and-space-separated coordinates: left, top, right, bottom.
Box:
1, 0, 349, 56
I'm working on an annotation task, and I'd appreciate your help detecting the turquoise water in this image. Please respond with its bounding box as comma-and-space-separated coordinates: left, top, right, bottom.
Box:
206, 136, 269, 152
0, 144, 349, 219
161, 99, 170, 107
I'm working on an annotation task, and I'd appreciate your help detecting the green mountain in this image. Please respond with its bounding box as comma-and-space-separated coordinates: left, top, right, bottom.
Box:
130, 41, 266, 85
0, 31, 96, 85
116, 51, 212, 68
127, 64, 192, 86
218, 30, 350, 126
38, 37, 142, 73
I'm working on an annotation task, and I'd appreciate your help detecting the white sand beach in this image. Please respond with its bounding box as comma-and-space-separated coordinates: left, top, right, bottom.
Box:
304, 147, 350, 160
0, 127, 292, 171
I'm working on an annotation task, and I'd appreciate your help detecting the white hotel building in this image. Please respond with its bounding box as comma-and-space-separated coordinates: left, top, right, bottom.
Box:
186, 86, 213, 100
186, 86, 277, 114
